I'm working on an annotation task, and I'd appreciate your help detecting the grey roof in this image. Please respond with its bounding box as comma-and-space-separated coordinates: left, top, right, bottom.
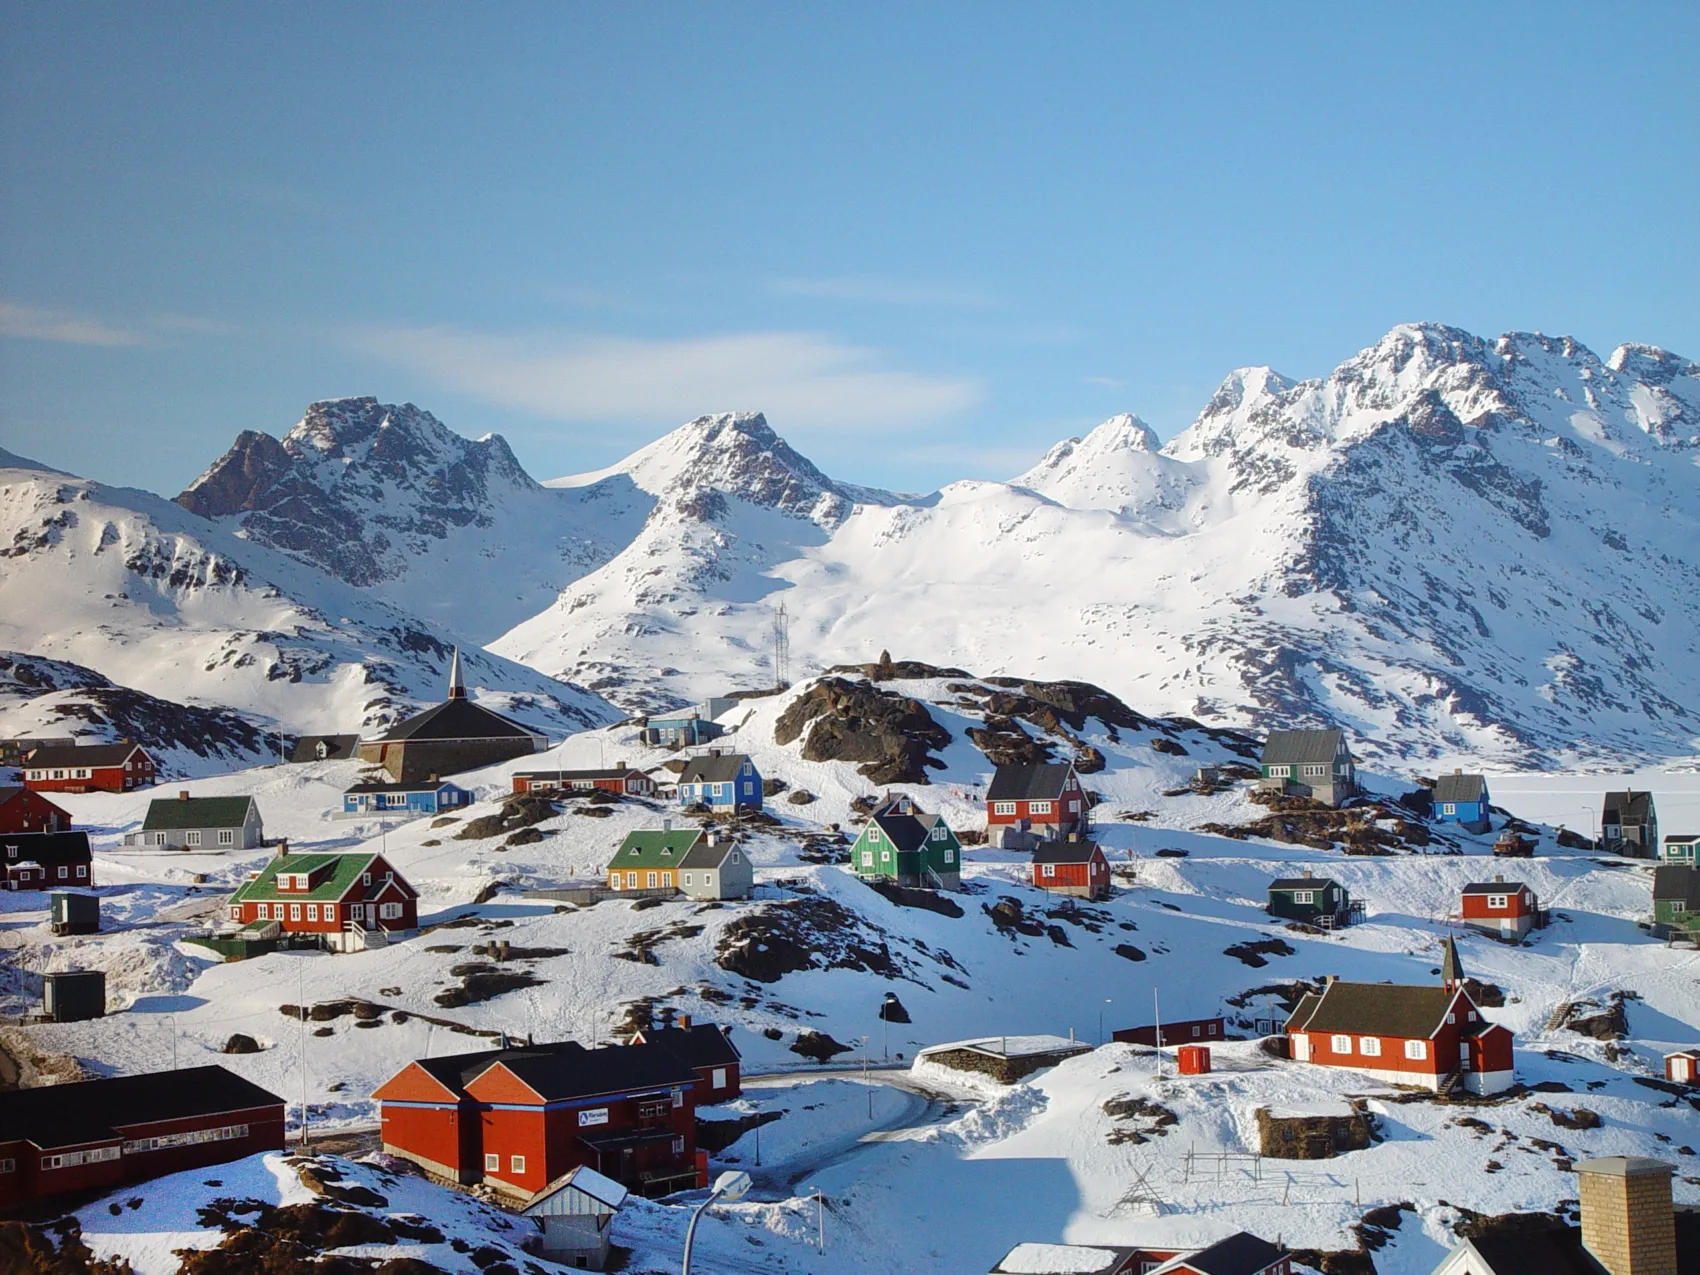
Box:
0, 785, 63, 810
23, 742, 147, 769
1269, 876, 1338, 892
1654, 866, 1700, 909
141, 795, 255, 831
1669, 833, 1700, 844
1459, 1229, 1608, 1275
1603, 790, 1656, 824
345, 779, 464, 794
679, 753, 753, 785
372, 696, 544, 744
867, 812, 930, 855
1159, 1232, 1287, 1275
514, 768, 643, 783
1032, 838, 1102, 865
1286, 980, 1471, 1039
632, 1022, 742, 1069
986, 762, 1075, 802
1434, 772, 1487, 803
288, 734, 360, 763
678, 838, 740, 869
1462, 880, 1528, 894
1259, 729, 1347, 766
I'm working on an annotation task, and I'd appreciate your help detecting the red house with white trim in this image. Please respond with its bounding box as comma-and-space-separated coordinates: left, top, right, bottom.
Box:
226, 850, 417, 951
2, 831, 93, 890
628, 1018, 742, 1104
1459, 876, 1541, 942
986, 761, 1087, 849
1666, 1050, 1700, 1086
23, 741, 156, 794
374, 1038, 706, 1201
512, 765, 656, 798
1286, 943, 1513, 1094
1031, 835, 1110, 900
0, 786, 70, 835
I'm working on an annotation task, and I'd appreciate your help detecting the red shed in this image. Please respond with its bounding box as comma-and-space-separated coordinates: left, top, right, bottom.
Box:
1667, 1050, 1700, 1086
0, 1065, 285, 1207
986, 762, 1087, 848
0, 786, 71, 835
1031, 835, 1110, 900
512, 765, 656, 798
1459, 875, 1541, 941
1176, 1045, 1212, 1075
23, 741, 156, 794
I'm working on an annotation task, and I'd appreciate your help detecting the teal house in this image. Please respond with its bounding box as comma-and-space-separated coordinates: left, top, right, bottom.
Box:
851, 794, 962, 891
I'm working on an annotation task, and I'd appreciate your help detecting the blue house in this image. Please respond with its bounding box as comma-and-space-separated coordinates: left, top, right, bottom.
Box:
342, 779, 470, 819
677, 752, 762, 812
1433, 771, 1491, 834
641, 714, 726, 747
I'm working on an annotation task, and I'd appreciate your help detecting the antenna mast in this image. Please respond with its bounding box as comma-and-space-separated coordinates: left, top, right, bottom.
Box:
772, 602, 791, 690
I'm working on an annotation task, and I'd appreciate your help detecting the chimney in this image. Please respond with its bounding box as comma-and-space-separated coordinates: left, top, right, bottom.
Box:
617, 761, 626, 772
179, 790, 190, 801
707, 831, 717, 846
275, 838, 289, 860
1302, 868, 1313, 879
663, 817, 673, 832
679, 1014, 692, 1029
1577, 1156, 1677, 1275
1495, 874, 1504, 883
1455, 768, 1462, 775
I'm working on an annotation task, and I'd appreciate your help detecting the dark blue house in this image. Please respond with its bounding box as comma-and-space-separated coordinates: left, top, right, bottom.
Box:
1433, 771, 1491, 834
641, 715, 726, 747
342, 779, 471, 819
677, 752, 762, 812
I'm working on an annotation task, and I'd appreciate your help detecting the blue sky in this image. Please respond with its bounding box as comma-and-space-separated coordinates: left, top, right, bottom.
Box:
3, 3, 1696, 495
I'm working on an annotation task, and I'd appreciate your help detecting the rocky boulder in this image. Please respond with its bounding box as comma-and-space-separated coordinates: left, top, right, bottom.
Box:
774, 677, 951, 785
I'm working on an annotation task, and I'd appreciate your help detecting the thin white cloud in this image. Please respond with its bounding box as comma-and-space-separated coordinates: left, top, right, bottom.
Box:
348, 326, 983, 431
1085, 375, 1126, 388
0, 300, 146, 347
769, 276, 996, 308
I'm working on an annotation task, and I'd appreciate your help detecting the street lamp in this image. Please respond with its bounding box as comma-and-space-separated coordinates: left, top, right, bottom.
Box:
861, 1036, 871, 1119
881, 992, 899, 1061
805, 1185, 825, 1254
1099, 998, 1112, 1047
681, 1170, 751, 1275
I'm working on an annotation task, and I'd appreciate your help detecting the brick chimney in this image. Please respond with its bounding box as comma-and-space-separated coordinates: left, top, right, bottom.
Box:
1577, 1156, 1678, 1275
179, 790, 190, 801
679, 1013, 692, 1029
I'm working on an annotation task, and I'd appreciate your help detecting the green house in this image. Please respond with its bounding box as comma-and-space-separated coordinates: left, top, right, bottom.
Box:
1267, 871, 1350, 926
1663, 835, 1700, 865
851, 795, 962, 891
1654, 865, 1700, 935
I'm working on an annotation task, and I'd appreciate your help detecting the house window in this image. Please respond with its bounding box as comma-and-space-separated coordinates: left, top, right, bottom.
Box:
647, 871, 658, 887
381, 902, 402, 919
57, 866, 67, 879
485, 1154, 499, 1172
683, 873, 693, 885
324, 905, 336, 923
993, 802, 1016, 816
362, 873, 371, 885
1303, 764, 1326, 778
1359, 1037, 1381, 1056
712, 1067, 727, 1089
187, 831, 201, 847
289, 904, 301, 921
1031, 801, 1053, 815
219, 830, 234, 846
881, 849, 891, 862
152, 833, 166, 846
0, 1159, 13, 1174
229, 906, 241, 920
1293, 890, 1314, 905
510, 1155, 525, 1174
258, 904, 270, 919
1192, 1026, 1201, 1037
75, 768, 89, 779
1042, 863, 1056, 878
730, 852, 740, 864
861, 853, 873, 867
306, 904, 318, 921
1405, 1040, 1427, 1060
626, 871, 637, 887
1487, 894, 1508, 909
1267, 765, 1291, 778
1331, 1035, 1352, 1054
869, 827, 881, 842
944, 848, 954, 863
1442, 803, 1457, 815
932, 827, 946, 841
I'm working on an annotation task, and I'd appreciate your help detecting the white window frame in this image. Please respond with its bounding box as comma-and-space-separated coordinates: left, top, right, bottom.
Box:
324, 904, 336, 923
218, 829, 234, 846
992, 801, 1016, 816
289, 903, 301, 921
1359, 1036, 1381, 1056
647, 871, 658, 887
880, 849, 891, 862
306, 904, 318, 921
1293, 890, 1314, 904
1267, 765, 1291, 778
1303, 764, 1327, 778
1487, 894, 1508, 909
485, 1153, 499, 1172
1442, 803, 1457, 815
381, 901, 402, 920
1042, 863, 1056, 878
186, 830, 201, 847
682, 873, 693, 885
712, 1067, 727, 1089
1405, 1039, 1427, 1060
1331, 1034, 1352, 1054
1031, 800, 1053, 815
510, 1154, 525, 1174
861, 852, 873, 867
944, 848, 954, 863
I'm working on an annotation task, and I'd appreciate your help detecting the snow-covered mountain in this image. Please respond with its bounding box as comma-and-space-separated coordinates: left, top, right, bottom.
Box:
0, 447, 613, 758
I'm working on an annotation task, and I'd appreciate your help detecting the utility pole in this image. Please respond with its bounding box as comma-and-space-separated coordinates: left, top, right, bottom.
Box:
772, 602, 790, 690
299, 962, 309, 1149
1099, 998, 1112, 1047
862, 1036, 871, 1119
807, 1185, 825, 1253
1153, 986, 1163, 1079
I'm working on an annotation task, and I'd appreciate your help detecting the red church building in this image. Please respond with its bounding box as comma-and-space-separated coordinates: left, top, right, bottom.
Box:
0, 786, 71, 835
1285, 939, 1513, 1094
23, 741, 156, 794
1031, 835, 1110, 900
986, 761, 1088, 849
374, 1038, 707, 1201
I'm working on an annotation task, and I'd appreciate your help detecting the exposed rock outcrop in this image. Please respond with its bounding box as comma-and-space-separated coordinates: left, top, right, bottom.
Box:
773, 677, 951, 785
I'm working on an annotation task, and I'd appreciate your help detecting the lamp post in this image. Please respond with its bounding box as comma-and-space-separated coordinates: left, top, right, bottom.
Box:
1099, 998, 1112, 1047
862, 1036, 871, 1119
681, 1170, 751, 1275
881, 992, 899, 1061
806, 1185, 825, 1253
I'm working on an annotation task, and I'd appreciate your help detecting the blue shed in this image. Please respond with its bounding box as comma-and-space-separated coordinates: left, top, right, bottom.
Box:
342, 779, 470, 818
677, 752, 762, 811
1433, 772, 1491, 834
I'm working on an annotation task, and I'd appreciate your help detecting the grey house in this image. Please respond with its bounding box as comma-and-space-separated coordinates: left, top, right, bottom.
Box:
125, 793, 264, 850
678, 835, 753, 901
289, 734, 360, 763
1602, 791, 1658, 858
519, 1164, 628, 1270
1256, 729, 1358, 807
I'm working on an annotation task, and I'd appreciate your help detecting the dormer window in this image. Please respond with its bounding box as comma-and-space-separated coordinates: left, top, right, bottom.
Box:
362, 873, 372, 886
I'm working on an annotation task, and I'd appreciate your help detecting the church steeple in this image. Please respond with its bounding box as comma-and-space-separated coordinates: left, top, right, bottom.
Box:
447, 646, 466, 700
1440, 934, 1463, 992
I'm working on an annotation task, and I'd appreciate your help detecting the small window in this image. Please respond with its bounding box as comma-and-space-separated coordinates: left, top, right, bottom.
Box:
289, 904, 301, 921
682, 873, 693, 885
712, 1067, 727, 1089
362, 872, 371, 885
1487, 895, 1508, 909
324, 905, 336, 922
1359, 1036, 1381, 1056
1405, 1039, 1427, 1060
943, 849, 954, 863
730, 852, 740, 864
1192, 1026, 1201, 1038
626, 871, 637, 887
1331, 1034, 1352, 1054
993, 801, 1016, 816
881, 849, 891, 862
1442, 803, 1457, 815
932, 827, 946, 841
1042, 864, 1056, 878
229, 906, 241, 920
485, 1153, 499, 1172
56, 866, 67, 879
306, 904, 318, 921
510, 1155, 525, 1174
218, 829, 234, 846
381, 902, 402, 920
861, 852, 873, 867
1031, 801, 1053, 815
1293, 890, 1314, 905
257, 903, 270, 919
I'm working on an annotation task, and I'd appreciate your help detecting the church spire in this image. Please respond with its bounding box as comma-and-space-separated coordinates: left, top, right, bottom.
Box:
1440, 934, 1463, 991
447, 646, 466, 700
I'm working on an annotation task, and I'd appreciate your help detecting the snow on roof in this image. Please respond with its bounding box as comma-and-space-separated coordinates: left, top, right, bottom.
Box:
993, 1242, 1129, 1274
522, 1163, 629, 1213
919, 1034, 1089, 1060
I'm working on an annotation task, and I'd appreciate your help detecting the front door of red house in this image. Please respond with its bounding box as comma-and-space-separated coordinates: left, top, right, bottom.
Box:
1459, 1042, 1471, 1071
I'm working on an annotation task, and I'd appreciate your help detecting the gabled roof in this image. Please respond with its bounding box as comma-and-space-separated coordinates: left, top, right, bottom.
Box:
397, 1042, 588, 1100
1668, 833, 1700, 844
0, 831, 91, 866
631, 1022, 742, 1069
0, 1065, 283, 1151
475, 1042, 697, 1103
679, 753, 753, 785
515, 768, 643, 783
1462, 880, 1528, 894
1032, 837, 1102, 865
24, 742, 146, 769
521, 1164, 629, 1215
345, 779, 465, 795
1259, 729, 1347, 766
1603, 790, 1656, 823
288, 734, 360, 763
1150, 1232, 1287, 1275
229, 852, 394, 904
1654, 865, 1700, 909
142, 795, 256, 830
865, 812, 930, 855
371, 696, 544, 744
1269, 875, 1338, 892
614, 828, 705, 869
1286, 980, 1467, 1040
0, 786, 68, 812
1434, 772, 1487, 803
987, 762, 1076, 802
678, 838, 740, 869
1452, 1229, 1609, 1275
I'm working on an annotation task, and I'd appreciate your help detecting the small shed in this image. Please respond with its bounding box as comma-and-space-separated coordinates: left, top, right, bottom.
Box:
1176, 1044, 1211, 1075
520, 1164, 629, 1269
1256, 1100, 1372, 1160
916, 1035, 1092, 1084
1666, 1050, 1700, 1086
49, 891, 99, 935
43, 969, 105, 1022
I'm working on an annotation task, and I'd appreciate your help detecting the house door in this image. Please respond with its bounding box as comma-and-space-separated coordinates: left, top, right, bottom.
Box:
1459, 1042, 1472, 1071
1678, 1058, 1693, 1082
1292, 1035, 1310, 1061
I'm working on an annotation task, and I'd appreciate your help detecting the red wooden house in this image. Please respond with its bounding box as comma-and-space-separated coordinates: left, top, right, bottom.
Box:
1113, 1016, 1225, 1048
1459, 875, 1542, 942
0, 1065, 285, 1207
1666, 1050, 1700, 1086
512, 764, 657, 797
0, 786, 71, 834
23, 741, 156, 794
986, 762, 1088, 848
628, 1017, 742, 1104
374, 1039, 705, 1201
1285, 942, 1513, 1094
226, 850, 417, 951
2, 831, 93, 890
1031, 835, 1110, 900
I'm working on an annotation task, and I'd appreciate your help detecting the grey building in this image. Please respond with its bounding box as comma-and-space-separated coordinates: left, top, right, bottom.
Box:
520, 1165, 628, 1270
678, 834, 753, 901
1602, 791, 1658, 858
1256, 729, 1358, 806
289, 734, 360, 763
126, 793, 263, 850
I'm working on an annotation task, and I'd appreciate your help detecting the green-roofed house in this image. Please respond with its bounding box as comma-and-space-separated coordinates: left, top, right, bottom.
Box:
606, 825, 752, 900
226, 850, 418, 951
125, 791, 263, 850
851, 794, 963, 890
